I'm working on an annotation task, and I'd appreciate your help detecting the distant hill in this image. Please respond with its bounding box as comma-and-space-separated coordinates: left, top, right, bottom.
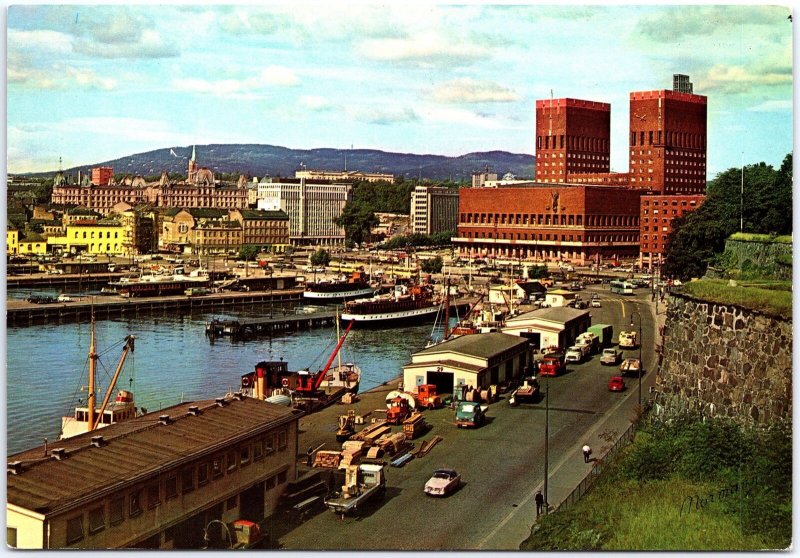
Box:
36, 145, 535, 182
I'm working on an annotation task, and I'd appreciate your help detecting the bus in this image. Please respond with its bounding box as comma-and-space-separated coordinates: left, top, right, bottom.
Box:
609, 280, 634, 295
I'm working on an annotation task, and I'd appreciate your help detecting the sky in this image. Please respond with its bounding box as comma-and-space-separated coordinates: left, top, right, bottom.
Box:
5, 2, 795, 178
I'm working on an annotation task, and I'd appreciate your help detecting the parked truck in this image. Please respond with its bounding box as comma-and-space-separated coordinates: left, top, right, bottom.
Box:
412, 384, 447, 409
539, 353, 566, 377
588, 324, 613, 348
323, 463, 387, 518
619, 330, 638, 349
385, 391, 416, 424
455, 401, 487, 428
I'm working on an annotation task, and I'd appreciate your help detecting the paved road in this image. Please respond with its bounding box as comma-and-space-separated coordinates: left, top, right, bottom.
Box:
276, 287, 658, 550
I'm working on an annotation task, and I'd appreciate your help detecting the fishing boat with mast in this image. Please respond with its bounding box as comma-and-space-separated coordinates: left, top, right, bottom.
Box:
59, 316, 139, 439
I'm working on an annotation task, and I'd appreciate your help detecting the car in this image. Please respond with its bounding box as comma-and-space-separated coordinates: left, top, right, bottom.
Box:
600, 348, 622, 365
424, 468, 461, 497
608, 376, 626, 392
591, 299, 601, 308
619, 358, 643, 376
565, 346, 584, 364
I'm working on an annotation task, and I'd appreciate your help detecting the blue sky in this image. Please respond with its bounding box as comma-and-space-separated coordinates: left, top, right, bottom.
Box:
5, 3, 794, 178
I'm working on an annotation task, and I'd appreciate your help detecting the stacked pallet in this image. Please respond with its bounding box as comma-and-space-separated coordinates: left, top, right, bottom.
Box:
313, 450, 342, 469
339, 441, 365, 468
375, 432, 410, 457
402, 412, 429, 439
350, 421, 391, 444
341, 392, 360, 404
412, 435, 443, 458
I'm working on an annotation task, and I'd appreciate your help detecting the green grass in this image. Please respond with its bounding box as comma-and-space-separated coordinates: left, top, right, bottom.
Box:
728, 232, 792, 244
678, 279, 792, 318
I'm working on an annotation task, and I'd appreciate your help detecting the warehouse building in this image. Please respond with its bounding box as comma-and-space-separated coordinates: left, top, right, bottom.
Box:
402, 332, 532, 395
502, 306, 591, 351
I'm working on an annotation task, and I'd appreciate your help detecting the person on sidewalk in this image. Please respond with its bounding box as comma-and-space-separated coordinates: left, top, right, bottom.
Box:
582, 444, 592, 463
535, 491, 545, 517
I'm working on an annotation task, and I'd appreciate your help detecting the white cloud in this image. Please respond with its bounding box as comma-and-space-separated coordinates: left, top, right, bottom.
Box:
432, 78, 520, 104
173, 66, 300, 96
747, 100, 792, 113
347, 106, 419, 125
73, 29, 179, 59
699, 64, 792, 94
300, 96, 333, 111
420, 106, 509, 130
358, 34, 490, 66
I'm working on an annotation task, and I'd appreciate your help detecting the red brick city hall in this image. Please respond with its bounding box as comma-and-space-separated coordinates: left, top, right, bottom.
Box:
452, 184, 642, 264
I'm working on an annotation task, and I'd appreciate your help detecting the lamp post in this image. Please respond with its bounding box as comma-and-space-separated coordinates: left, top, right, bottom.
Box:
543, 372, 549, 515
630, 311, 643, 407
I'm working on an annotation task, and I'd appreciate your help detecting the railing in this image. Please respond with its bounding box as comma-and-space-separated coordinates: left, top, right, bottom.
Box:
554, 420, 637, 513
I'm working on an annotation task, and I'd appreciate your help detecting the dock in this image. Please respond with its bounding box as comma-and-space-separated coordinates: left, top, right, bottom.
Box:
6, 289, 305, 327
206, 311, 340, 338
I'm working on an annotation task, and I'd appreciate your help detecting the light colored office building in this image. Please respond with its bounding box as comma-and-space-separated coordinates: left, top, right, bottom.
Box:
256, 178, 352, 246
410, 185, 459, 235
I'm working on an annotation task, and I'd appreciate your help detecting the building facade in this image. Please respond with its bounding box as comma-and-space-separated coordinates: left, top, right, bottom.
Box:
49, 221, 125, 256
7, 396, 301, 549
535, 98, 611, 183
160, 208, 225, 252
51, 185, 148, 215
256, 178, 352, 246
471, 170, 498, 188
192, 220, 243, 256
7, 226, 19, 254
453, 184, 642, 264
91, 167, 114, 186
410, 185, 459, 235
628, 89, 707, 195
295, 169, 393, 183
228, 209, 290, 252
639, 194, 705, 268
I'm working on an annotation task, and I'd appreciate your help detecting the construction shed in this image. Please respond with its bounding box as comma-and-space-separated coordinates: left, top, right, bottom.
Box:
402, 332, 532, 395
501, 306, 591, 351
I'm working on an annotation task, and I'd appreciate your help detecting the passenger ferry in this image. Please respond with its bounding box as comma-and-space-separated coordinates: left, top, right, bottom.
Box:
303, 271, 376, 301
340, 284, 443, 326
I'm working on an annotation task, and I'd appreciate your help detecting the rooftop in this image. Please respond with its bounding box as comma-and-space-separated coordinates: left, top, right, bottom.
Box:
7, 396, 301, 515
507, 306, 590, 324
414, 332, 528, 360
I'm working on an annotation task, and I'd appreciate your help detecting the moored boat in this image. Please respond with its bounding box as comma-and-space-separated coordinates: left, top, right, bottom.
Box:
340, 283, 443, 326
59, 317, 139, 439
303, 271, 376, 301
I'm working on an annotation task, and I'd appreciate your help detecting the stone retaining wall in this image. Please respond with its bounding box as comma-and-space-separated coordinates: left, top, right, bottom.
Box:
654, 292, 792, 424
717, 238, 792, 280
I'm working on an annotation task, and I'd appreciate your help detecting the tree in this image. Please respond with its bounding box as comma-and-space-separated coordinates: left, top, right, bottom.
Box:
310, 248, 331, 266
662, 153, 793, 281
334, 202, 379, 246
420, 256, 443, 274
239, 244, 259, 262
527, 265, 548, 279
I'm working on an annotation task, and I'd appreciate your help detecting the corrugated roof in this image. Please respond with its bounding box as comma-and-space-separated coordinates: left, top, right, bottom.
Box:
507, 306, 589, 324
414, 332, 528, 359
7, 397, 301, 515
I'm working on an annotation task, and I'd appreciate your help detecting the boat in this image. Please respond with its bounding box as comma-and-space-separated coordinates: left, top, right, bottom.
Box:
59, 317, 138, 439
237, 320, 360, 412
303, 271, 376, 301
340, 283, 445, 326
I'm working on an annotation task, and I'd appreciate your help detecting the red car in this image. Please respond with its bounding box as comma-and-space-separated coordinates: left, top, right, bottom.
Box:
608, 376, 626, 392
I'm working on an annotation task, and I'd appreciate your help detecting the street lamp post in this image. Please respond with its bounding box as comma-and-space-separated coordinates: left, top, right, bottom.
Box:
543, 372, 549, 515
630, 311, 643, 407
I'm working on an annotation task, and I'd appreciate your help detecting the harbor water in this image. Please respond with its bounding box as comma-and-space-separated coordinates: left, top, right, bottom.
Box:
6, 302, 443, 455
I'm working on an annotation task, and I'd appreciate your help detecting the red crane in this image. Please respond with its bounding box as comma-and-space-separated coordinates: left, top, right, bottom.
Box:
295, 320, 355, 394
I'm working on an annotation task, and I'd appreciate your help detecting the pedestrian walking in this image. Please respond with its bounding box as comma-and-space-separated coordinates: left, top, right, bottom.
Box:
535, 490, 545, 517
582, 444, 592, 463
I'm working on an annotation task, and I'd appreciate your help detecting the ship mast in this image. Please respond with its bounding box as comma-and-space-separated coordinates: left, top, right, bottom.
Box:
87, 314, 98, 431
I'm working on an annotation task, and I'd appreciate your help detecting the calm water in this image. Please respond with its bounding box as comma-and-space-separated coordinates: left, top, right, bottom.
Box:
6, 302, 438, 455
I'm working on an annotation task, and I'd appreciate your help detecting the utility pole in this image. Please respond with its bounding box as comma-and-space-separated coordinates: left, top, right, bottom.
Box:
543, 373, 550, 514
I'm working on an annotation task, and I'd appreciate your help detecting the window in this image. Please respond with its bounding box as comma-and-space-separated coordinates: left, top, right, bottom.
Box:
88, 506, 105, 534
66, 516, 84, 545
147, 483, 160, 509
166, 475, 179, 500
211, 457, 224, 479
129, 490, 143, 517
277, 430, 288, 450
278, 470, 288, 484
110, 497, 124, 526
227, 450, 238, 472
240, 445, 251, 467
7, 528, 17, 548
181, 468, 195, 493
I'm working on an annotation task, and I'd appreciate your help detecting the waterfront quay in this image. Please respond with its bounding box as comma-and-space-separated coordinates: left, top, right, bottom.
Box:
6, 289, 305, 327
271, 289, 658, 550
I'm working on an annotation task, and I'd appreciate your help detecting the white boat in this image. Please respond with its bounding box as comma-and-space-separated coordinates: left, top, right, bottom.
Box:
341, 284, 443, 326
60, 318, 138, 439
